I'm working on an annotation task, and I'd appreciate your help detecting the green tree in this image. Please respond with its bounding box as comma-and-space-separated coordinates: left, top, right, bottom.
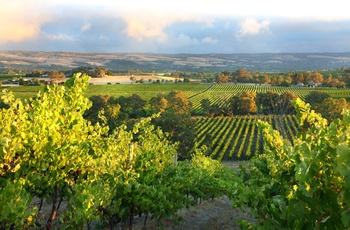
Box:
116, 94, 147, 118
149, 93, 168, 113
304, 91, 330, 109
316, 97, 350, 121
150, 91, 196, 160
200, 98, 211, 116
229, 91, 257, 115
256, 91, 297, 115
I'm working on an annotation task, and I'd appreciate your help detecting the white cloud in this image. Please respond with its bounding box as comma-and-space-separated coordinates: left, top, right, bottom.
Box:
122, 11, 203, 42
201, 37, 218, 44
237, 18, 270, 38
45, 33, 76, 41
81, 22, 91, 32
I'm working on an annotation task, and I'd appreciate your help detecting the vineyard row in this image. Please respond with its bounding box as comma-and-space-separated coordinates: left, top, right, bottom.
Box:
194, 114, 299, 160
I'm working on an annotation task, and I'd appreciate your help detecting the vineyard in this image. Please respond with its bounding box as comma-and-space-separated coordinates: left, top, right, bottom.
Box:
5, 83, 350, 115
194, 114, 299, 160
1, 74, 350, 229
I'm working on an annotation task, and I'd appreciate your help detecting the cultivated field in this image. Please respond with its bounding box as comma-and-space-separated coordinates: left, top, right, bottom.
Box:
4, 82, 346, 160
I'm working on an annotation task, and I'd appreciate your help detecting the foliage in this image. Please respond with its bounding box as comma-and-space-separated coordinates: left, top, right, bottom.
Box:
0, 72, 238, 229
216, 72, 229, 84
229, 91, 257, 115
234, 98, 350, 229
150, 91, 196, 160
48, 70, 66, 84
316, 97, 350, 122
304, 90, 330, 108
256, 90, 297, 115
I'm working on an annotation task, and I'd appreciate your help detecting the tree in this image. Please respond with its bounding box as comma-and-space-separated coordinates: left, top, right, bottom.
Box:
316, 97, 350, 121
216, 72, 229, 84
48, 70, 66, 84
130, 75, 136, 81
229, 91, 257, 115
116, 94, 147, 118
149, 94, 168, 113
256, 91, 297, 115
95, 67, 106, 78
150, 91, 196, 160
293, 72, 305, 84
256, 91, 279, 114
200, 98, 211, 116
279, 91, 298, 114
234, 69, 251, 83
311, 72, 323, 84
166, 91, 191, 114
304, 91, 330, 109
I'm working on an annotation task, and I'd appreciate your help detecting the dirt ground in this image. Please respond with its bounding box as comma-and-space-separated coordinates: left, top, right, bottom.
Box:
132, 197, 253, 230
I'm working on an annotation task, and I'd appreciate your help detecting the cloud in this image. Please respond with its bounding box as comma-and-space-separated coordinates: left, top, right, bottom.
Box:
237, 18, 270, 38
81, 22, 91, 32
201, 37, 218, 44
0, 0, 51, 43
44, 33, 77, 41
121, 7, 204, 42
124, 16, 168, 42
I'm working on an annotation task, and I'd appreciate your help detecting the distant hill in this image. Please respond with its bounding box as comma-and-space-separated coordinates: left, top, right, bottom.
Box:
1, 50, 350, 72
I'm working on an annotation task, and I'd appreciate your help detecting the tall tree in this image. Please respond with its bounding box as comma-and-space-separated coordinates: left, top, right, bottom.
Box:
229, 91, 257, 115
150, 91, 196, 160
216, 72, 229, 84
304, 91, 330, 109
234, 69, 251, 83
316, 97, 350, 121
256, 91, 297, 115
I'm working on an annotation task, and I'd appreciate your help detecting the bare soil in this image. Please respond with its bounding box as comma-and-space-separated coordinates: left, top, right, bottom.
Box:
132, 197, 253, 230
32, 197, 253, 230
88, 75, 179, 84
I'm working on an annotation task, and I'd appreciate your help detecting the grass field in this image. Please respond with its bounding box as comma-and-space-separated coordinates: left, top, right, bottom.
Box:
0, 74, 23, 80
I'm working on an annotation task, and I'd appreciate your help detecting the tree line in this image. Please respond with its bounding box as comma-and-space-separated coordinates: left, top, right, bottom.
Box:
214, 68, 350, 87
84, 91, 196, 160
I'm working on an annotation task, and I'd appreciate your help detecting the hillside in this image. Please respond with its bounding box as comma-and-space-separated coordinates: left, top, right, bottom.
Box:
1, 50, 350, 72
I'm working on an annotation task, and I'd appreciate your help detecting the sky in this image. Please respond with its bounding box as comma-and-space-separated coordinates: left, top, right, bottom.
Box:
1, 0, 350, 54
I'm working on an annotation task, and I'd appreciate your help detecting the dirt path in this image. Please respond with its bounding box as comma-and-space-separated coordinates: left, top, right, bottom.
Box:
133, 197, 253, 230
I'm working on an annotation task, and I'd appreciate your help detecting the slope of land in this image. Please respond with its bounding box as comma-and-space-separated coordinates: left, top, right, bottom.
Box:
1, 50, 350, 72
